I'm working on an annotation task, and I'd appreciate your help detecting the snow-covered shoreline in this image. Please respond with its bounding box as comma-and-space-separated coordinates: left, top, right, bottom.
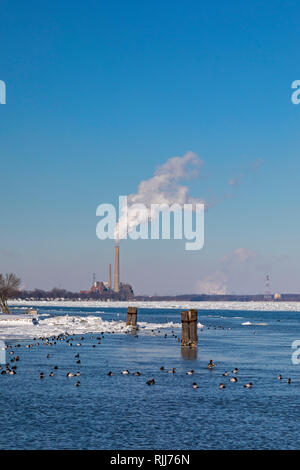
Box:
9, 299, 300, 312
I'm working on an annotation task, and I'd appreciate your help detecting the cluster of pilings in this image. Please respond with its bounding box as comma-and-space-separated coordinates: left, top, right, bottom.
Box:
126, 307, 198, 349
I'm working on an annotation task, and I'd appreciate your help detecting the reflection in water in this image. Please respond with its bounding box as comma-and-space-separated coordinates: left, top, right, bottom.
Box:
181, 346, 197, 360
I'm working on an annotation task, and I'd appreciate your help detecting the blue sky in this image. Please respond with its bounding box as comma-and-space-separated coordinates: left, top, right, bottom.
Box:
0, 0, 299, 295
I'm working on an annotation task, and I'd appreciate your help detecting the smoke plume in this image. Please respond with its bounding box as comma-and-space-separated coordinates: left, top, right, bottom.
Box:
114, 152, 206, 241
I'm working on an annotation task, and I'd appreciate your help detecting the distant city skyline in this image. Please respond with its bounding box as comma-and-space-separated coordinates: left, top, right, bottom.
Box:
0, 0, 300, 295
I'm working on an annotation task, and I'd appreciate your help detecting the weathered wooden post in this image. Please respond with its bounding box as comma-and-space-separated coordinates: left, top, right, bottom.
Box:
126, 307, 138, 328
181, 309, 198, 347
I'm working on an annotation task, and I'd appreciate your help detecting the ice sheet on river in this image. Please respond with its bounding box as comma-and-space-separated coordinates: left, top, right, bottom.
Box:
10, 299, 300, 312
0, 314, 192, 340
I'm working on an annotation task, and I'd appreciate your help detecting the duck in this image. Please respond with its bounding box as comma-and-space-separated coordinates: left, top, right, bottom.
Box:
76, 360, 81, 364
49, 372, 54, 377
244, 382, 253, 388
121, 370, 130, 375
192, 382, 199, 389
186, 370, 194, 375
232, 368, 239, 374
219, 383, 226, 389
74, 381, 81, 387
222, 372, 229, 376
146, 378, 155, 386
277, 374, 283, 380
287, 378, 292, 384
107, 371, 113, 376
133, 372, 141, 376
160, 366, 165, 371
208, 360, 216, 369
229, 377, 238, 383
66, 372, 75, 378
168, 368, 176, 374
40, 373, 44, 379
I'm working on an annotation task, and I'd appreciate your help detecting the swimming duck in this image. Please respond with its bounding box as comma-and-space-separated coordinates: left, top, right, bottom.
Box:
74, 381, 81, 387
192, 383, 199, 389
219, 383, 226, 389
67, 372, 75, 377
186, 370, 194, 376
277, 374, 283, 380
146, 378, 155, 386
229, 377, 238, 383
168, 368, 176, 374
107, 371, 113, 376
121, 370, 130, 375
287, 378, 292, 384
49, 372, 54, 377
244, 382, 253, 388
160, 366, 165, 371
208, 360, 216, 369
133, 372, 141, 376
232, 368, 239, 374
222, 372, 229, 376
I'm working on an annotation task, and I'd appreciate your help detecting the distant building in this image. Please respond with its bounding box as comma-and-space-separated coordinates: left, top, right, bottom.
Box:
80, 280, 134, 300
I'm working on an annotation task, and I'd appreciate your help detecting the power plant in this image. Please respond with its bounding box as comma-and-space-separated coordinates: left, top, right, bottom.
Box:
80, 243, 133, 300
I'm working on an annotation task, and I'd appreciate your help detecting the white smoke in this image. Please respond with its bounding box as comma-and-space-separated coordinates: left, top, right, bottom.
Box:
195, 272, 228, 295
220, 248, 257, 266
114, 152, 206, 241
196, 248, 258, 294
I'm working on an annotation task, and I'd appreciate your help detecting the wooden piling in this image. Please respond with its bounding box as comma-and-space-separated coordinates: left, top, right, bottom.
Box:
126, 307, 138, 328
180, 309, 198, 347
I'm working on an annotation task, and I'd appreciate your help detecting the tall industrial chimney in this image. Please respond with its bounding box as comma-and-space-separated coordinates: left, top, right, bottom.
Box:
114, 244, 120, 293
108, 263, 112, 290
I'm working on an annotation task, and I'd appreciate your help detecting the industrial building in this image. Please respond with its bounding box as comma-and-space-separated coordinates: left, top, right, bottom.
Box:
80, 244, 133, 300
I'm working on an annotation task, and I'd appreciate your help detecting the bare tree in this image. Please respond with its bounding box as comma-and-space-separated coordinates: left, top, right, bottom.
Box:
0, 273, 21, 314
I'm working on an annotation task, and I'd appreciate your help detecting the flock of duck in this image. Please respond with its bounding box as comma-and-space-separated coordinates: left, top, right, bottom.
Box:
0, 330, 294, 390
107, 359, 255, 389
106, 358, 294, 390
0, 332, 106, 387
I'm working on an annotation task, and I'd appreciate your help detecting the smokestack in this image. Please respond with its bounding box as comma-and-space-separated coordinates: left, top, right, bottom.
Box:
108, 263, 111, 290
114, 244, 120, 293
